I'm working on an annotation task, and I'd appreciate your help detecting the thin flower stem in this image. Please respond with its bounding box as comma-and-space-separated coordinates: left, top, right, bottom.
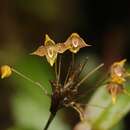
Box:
55, 58, 58, 80
78, 57, 88, 77
75, 63, 104, 88
64, 63, 71, 86
64, 59, 72, 86
72, 53, 75, 66
57, 55, 62, 84
70, 102, 85, 121
73, 106, 84, 121
11, 68, 50, 97
64, 53, 75, 86
82, 73, 109, 96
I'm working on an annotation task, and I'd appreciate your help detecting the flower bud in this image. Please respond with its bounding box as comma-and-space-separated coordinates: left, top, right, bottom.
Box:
1, 65, 12, 79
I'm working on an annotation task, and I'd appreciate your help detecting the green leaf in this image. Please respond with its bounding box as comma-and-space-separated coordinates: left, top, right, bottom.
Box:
85, 84, 130, 130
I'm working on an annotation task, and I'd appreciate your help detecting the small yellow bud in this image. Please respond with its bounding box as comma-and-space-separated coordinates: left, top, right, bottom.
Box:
1, 65, 12, 79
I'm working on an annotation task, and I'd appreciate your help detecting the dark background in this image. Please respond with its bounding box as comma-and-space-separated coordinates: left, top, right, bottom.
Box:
0, 0, 130, 130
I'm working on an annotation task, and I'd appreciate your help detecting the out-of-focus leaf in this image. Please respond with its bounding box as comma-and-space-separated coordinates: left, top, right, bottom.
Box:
8, 126, 36, 130
111, 120, 125, 130
85, 83, 130, 130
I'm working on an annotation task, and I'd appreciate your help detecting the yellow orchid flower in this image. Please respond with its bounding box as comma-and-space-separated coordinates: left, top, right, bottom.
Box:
64, 33, 91, 53
110, 59, 129, 84
31, 34, 58, 66
107, 59, 130, 104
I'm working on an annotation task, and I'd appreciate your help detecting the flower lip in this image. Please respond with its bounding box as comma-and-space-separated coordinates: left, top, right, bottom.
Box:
47, 47, 54, 58
72, 39, 79, 47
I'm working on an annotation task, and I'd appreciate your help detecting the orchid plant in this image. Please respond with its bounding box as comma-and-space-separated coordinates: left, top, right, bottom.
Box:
1, 33, 130, 130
